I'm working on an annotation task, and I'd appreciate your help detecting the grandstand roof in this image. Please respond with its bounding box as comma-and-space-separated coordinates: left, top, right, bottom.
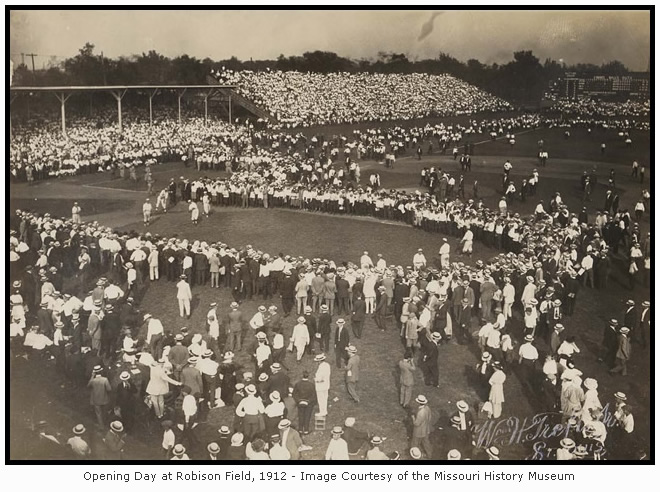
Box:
10, 84, 236, 92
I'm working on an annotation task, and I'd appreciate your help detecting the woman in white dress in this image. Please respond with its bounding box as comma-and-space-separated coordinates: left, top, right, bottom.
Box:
580, 378, 602, 424
488, 362, 507, 418
461, 227, 474, 257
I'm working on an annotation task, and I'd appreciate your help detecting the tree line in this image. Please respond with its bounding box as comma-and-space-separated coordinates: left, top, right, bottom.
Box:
12, 43, 634, 104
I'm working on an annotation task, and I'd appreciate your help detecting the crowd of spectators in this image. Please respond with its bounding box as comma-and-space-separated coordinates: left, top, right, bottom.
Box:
10, 116, 248, 182
213, 69, 512, 127
9, 145, 648, 458
547, 97, 650, 119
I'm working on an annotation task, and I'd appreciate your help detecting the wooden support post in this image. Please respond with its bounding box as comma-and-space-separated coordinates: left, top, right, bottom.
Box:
110, 89, 128, 133
148, 89, 159, 127
177, 88, 187, 124
54, 92, 72, 137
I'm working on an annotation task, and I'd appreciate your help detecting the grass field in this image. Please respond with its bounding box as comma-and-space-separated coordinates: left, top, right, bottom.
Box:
8, 122, 652, 461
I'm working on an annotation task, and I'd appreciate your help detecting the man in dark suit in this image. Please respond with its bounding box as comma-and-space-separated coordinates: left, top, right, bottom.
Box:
457, 297, 473, 344
292, 371, 316, 434
317, 305, 332, 353
100, 305, 121, 359
452, 281, 465, 321
36, 300, 54, 338
248, 256, 260, 299
336, 274, 351, 316
168, 179, 177, 205
115, 371, 137, 432
440, 415, 470, 458
351, 294, 366, 339
420, 332, 440, 387
269, 363, 289, 398
623, 300, 639, 341
640, 301, 650, 349
374, 286, 388, 331
393, 280, 410, 332
334, 318, 350, 368
280, 272, 297, 317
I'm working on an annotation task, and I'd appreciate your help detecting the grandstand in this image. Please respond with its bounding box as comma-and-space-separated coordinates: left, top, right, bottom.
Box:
211, 69, 512, 127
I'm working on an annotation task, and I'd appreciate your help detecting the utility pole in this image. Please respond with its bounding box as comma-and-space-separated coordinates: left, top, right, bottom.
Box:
101, 51, 107, 85
25, 53, 37, 84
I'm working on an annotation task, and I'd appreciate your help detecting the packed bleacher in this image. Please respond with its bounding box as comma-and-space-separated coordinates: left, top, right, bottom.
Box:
547, 97, 650, 119
10, 116, 248, 181
213, 69, 513, 127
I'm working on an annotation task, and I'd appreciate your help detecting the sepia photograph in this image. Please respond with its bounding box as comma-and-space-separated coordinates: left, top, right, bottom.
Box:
8, 8, 652, 462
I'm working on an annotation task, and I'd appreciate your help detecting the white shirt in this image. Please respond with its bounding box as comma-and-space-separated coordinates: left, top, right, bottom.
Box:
146, 318, 164, 343
182, 394, 197, 419
519, 343, 539, 361
413, 253, 426, 266
176, 280, 192, 300
250, 312, 265, 330
315, 362, 331, 391
581, 255, 593, 270
325, 438, 349, 460
256, 344, 271, 366
162, 429, 175, 450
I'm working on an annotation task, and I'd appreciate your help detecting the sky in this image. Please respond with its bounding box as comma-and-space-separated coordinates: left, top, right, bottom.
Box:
9, 9, 651, 71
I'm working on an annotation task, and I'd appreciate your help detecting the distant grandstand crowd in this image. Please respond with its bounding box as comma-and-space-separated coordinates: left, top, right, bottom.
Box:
212, 69, 512, 127
9, 68, 651, 182
548, 98, 650, 118
9, 106, 649, 183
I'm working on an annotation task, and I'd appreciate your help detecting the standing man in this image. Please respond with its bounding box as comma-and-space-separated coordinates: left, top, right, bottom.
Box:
88, 365, 112, 428
609, 327, 631, 376
226, 302, 244, 353
292, 371, 316, 435
374, 286, 388, 331
291, 317, 310, 362
420, 332, 441, 387
71, 202, 82, 225
345, 345, 360, 403
334, 318, 350, 368
411, 395, 433, 458
142, 198, 152, 226
325, 427, 349, 460
188, 200, 200, 225
176, 274, 192, 318
640, 301, 650, 349
317, 305, 332, 354
398, 351, 416, 408
115, 371, 137, 432
439, 239, 450, 269
351, 294, 366, 339
314, 354, 331, 417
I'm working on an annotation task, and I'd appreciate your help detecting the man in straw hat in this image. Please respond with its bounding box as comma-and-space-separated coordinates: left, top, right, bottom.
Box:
170, 443, 190, 460
334, 318, 350, 368
103, 421, 125, 460
609, 326, 631, 376
325, 426, 349, 460
345, 345, 360, 403
411, 395, 433, 458
420, 331, 441, 387
67, 424, 91, 459
314, 353, 331, 416
88, 365, 111, 427
291, 316, 310, 361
